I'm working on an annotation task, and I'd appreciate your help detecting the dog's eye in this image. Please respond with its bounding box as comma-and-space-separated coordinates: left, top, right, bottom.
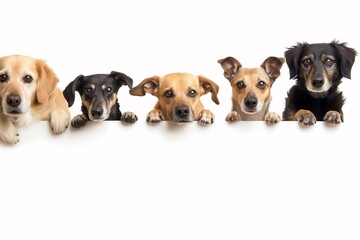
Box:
23, 75, 33, 84
236, 81, 246, 89
164, 90, 174, 98
85, 87, 93, 94
0, 73, 8, 82
257, 81, 266, 89
104, 87, 113, 93
188, 89, 197, 98
324, 58, 334, 66
302, 59, 312, 67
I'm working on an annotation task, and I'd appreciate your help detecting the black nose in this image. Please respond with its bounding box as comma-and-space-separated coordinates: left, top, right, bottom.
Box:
91, 108, 103, 118
312, 78, 324, 87
245, 96, 257, 108
7, 94, 21, 107
175, 105, 190, 118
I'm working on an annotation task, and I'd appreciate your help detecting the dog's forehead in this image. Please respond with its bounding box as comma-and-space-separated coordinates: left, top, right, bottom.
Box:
83, 74, 113, 85
237, 68, 269, 82
160, 73, 199, 89
0, 55, 37, 75
303, 44, 337, 57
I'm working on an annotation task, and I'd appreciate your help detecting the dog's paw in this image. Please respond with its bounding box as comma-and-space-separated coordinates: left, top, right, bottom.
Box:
146, 110, 164, 124
121, 111, 138, 124
71, 114, 88, 128
199, 110, 214, 125
51, 110, 71, 134
324, 110, 343, 125
295, 110, 316, 126
0, 125, 19, 144
225, 111, 241, 122
265, 112, 281, 125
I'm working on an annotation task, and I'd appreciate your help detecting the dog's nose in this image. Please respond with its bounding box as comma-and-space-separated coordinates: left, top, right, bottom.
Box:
312, 78, 324, 87
175, 105, 190, 118
7, 94, 21, 107
91, 108, 103, 118
245, 96, 257, 108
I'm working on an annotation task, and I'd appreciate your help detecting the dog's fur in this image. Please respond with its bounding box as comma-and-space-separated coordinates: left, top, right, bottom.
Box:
130, 73, 219, 124
218, 56, 285, 124
283, 41, 357, 125
63, 71, 138, 128
0, 55, 70, 144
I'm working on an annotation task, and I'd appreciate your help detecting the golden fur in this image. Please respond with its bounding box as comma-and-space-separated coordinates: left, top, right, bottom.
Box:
0, 55, 70, 144
130, 73, 219, 124
218, 56, 284, 124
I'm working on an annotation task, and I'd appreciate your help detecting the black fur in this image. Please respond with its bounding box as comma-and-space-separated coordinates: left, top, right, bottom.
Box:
283, 40, 357, 124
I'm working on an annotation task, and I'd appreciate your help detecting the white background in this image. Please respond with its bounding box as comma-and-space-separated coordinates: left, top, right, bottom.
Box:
1, 0, 360, 239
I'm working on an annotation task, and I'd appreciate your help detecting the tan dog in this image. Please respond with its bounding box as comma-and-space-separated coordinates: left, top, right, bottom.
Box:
130, 73, 219, 124
0, 55, 70, 144
218, 56, 284, 124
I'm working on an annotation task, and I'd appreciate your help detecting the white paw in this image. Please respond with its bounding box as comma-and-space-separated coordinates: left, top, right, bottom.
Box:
265, 112, 281, 125
51, 110, 70, 134
0, 124, 19, 144
199, 110, 214, 125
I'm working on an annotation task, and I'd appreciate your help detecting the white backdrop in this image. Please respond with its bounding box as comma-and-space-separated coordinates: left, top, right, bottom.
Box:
1, 1, 360, 240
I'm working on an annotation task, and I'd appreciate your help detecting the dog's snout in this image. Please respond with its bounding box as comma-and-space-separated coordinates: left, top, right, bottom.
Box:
91, 108, 103, 118
7, 94, 22, 107
175, 105, 190, 118
312, 78, 324, 87
245, 96, 257, 108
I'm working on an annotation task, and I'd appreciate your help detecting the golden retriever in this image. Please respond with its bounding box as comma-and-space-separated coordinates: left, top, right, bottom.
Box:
0, 55, 70, 144
130, 73, 219, 124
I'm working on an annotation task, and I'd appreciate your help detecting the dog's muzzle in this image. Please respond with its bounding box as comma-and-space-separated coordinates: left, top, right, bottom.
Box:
174, 105, 193, 123
5, 93, 22, 114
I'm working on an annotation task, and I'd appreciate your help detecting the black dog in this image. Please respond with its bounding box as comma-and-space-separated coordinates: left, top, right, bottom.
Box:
63, 71, 138, 128
283, 40, 357, 125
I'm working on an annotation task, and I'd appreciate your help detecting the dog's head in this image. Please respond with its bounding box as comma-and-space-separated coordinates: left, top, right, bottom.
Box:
63, 71, 133, 121
130, 73, 219, 122
0, 55, 59, 117
285, 40, 357, 96
218, 56, 284, 114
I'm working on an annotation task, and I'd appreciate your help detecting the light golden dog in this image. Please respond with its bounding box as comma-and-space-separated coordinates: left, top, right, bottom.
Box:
130, 73, 219, 124
218, 56, 284, 124
0, 55, 70, 144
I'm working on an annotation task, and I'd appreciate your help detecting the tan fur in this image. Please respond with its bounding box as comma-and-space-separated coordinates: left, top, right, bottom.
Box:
218, 56, 284, 124
130, 73, 219, 124
0, 55, 70, 144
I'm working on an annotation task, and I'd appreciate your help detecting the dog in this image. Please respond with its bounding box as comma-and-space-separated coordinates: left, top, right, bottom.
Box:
218, 56, 285, 124
129, 73, 219, 124
283, 40, 357, 125
63, 71, 138, 128
0, 55, 70, 144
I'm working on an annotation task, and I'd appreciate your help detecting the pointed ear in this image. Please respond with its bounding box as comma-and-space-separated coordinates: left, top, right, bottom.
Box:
217, 56, 242, 81
331, 41, 357, 79
284, 42, 307, 80
198, 75, 220, 105
63, 75, 84, 107
36, 60, 59, 103
129, 76, 160, 97
110, 71, 133, 88
261, 56, 285, 83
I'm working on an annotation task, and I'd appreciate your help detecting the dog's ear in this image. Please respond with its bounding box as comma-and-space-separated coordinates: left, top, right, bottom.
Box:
63, 75, 84, 107
129, 76, 160, 97
261, 57, 285, 83
198, 75, 220, 105
35, 60, 59, 104
331, 41, 357, 79
217, 57, 242, 82
110, 71, 133, 88
285, 42, 307, 80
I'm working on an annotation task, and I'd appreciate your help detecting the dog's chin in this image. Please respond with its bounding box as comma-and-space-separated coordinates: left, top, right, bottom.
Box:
307, 89, 329, 98
89, 116, 108, 121
241, 108, 259, 115
4, 108, 24, 116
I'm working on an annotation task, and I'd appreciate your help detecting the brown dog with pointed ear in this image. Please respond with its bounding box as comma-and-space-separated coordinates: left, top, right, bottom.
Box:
0, 55, 70, 144
218, 56, 284, 124
130, 73, 219, 124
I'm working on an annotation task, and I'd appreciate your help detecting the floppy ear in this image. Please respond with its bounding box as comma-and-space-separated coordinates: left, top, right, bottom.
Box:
36, 60, 59, 103
261, 56, 285, 83
110, 71, 133, 88
331, 41, 357, 79
284, 42, 307, 80
63, 75, 84, 107
217, 56, 242, 82
129, 76, 160, 97
198, 75, 220, 105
